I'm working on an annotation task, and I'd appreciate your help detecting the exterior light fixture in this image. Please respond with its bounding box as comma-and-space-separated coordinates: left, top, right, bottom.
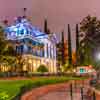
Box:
96, 53, 100, 60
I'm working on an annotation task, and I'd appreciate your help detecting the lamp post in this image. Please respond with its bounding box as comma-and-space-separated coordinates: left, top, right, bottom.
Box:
80, 87, 84, 100
93, 91, 96, 100
70, 83, 73, 100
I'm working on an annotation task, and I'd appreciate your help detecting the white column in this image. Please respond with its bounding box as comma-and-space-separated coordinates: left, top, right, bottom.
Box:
53, 45, 55, 59
50, 45, 52, 59
48, 44, 51, 59
51, 45, 52, 59
44, 43, 47, 58
54, 46, 56, 60
53, 44, 57, 73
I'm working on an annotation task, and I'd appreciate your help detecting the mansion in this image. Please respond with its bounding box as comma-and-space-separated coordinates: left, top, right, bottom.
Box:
4, 17, 57, 73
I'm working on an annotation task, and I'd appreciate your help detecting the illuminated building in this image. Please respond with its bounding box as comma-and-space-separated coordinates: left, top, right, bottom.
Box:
4, 17, 57, 73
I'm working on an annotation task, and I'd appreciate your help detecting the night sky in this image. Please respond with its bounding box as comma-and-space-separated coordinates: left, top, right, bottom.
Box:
0, 0, 99, 49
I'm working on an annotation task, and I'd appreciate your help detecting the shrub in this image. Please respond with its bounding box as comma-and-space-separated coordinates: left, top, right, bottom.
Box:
0, 92, 9, 100
37, 65, 48, 73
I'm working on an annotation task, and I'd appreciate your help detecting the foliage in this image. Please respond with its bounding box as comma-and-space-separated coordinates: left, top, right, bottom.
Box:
79, 15, 100, 65
61, 61, 69, 72
67, 24, 72, 66
44, 18, 50, 34
56, 42, 62, 62
0, 26, 6, 56
37, 65, 48, 73
75, 24, 80, 65
0, 92, 9, 100
80, 15, 100, 34
61, 31, 65, 65
92, 61, 100, 70
44, 18, 48, 33
0, 25, 16, 71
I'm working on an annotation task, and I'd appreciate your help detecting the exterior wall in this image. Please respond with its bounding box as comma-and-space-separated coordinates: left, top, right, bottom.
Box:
11, 38, 57, 73
22, 54, 57, 73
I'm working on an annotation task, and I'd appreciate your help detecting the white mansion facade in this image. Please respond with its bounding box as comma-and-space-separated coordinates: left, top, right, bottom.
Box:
4, 17, 57, 73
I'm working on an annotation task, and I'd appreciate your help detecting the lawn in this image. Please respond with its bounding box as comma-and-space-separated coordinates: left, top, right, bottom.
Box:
0, 79, 34, 100
0, 76, 86, 100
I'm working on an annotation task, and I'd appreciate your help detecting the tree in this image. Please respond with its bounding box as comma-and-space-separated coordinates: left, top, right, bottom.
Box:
56, 42, 62, 69
80, 15, 100, 81
0, 26, 6, 56
16, 54, 25, 75
56, 31, 66, 71
23, 8, 27, 17
80, 15, 100, 37
44, 18, 51, 34
56, 40, 69, 72
92, 61, 100, 79
80, 15, 100, 46
37, 65, 48, 73
76, 24, 80, 65
61, 31, 65, 65
80, 15, 100, 65
0, 25, 17, 74
67, 24, 72, 67
0, 26, 8, 71
44, 18, 48, 33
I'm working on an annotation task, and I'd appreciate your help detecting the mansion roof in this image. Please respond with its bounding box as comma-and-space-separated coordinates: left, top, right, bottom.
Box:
4, 17, 58, 45
5, 17, 47, 40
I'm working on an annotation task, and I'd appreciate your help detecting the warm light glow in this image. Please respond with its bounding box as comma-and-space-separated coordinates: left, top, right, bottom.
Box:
97, 53, 100, 60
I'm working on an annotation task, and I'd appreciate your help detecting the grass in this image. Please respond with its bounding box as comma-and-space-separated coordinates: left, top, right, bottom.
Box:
0, 76, 87, 100
0, 79, 33, 100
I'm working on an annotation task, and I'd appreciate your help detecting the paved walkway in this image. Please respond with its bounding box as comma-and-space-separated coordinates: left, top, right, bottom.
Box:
21, 80, 86, 100
21, 80, 100, 100
37, 87, 81, 100
21, 83, 70, 100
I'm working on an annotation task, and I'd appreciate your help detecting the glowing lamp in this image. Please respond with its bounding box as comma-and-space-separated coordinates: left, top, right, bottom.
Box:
97, 53, 100, 60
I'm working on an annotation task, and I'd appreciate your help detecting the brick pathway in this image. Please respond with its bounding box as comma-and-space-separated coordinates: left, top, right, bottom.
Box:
37, 88, 81, 100
21, 81, 83, 100
21, 83, 70, 100
96, 94, 100, 100
21, 80, 100, 100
